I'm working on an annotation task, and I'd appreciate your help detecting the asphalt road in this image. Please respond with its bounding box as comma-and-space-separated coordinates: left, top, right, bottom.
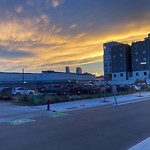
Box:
1, 100, 150, 150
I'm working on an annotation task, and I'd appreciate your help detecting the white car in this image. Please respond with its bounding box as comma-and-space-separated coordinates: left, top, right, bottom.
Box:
12, 87, 35, 96
132, 85, 141, 91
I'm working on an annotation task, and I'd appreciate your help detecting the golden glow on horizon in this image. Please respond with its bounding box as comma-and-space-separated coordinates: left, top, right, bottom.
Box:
0, 15, 150, 73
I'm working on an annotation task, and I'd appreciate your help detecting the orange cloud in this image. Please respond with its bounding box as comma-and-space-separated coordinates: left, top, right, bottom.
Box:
15, 6, 23, 13
51, 0, 62, 8
0, 13, 150, 74
69, 24, 78, 29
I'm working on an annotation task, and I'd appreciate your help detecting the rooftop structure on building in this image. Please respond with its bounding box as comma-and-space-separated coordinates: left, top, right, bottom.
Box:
65, 66, 70, 73
42, 70, 55, 74
95, 75, 104, 81
76, 67, 82, 74
83, 72, 92, 75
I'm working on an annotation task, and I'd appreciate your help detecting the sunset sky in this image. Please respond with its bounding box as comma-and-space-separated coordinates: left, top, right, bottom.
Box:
0, 0, 150, 76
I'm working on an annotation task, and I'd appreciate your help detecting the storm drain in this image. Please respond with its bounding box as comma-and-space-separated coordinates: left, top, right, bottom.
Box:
80, 105, 86, 107
66, 107, 78, 110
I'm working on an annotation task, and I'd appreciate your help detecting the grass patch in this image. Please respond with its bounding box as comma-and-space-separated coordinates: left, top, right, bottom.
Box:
12, 90, 138, 106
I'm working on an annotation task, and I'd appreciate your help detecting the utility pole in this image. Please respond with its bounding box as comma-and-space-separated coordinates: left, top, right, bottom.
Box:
22, 65, 30, 87
22, 68, 24, 87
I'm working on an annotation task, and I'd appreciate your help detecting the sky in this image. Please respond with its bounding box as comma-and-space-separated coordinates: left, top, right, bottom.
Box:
0, 0, 150, 76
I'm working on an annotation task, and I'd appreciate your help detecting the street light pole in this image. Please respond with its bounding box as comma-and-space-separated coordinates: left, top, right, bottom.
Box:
22, 68, 24, 87
22, 65, 29, 87
34, 74, 37, 92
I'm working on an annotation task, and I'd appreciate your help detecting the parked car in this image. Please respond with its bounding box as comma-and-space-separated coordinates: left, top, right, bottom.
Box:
56, 87, 70, 96
132, 85, 141, 91
39, 87, 57, 96
12, 87, 35, 96
39, 85, 70, 96
0, 87, 13, 100
69, 85, 82, 95
0, 87, 8, 92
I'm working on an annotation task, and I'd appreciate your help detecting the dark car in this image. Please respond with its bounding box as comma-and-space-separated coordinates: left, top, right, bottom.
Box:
69, 85, 82, 95
0, 87, 13, 100
39, 87, 57, 96
81, 85, 91, 94
56, 87, 70, 96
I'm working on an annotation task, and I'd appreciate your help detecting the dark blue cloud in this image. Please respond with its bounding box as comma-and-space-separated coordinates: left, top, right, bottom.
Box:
0, 0, 149, 74
0, 0, 150, 35
0, 46, 34, 59
57, 0, 150, 35
41, 55, 101, 67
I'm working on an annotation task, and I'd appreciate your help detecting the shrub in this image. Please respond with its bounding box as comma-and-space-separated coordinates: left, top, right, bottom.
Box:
14, 95, 34, 105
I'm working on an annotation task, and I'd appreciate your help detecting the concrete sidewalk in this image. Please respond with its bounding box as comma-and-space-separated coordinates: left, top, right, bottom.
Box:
35, 91, 150, 112
0, 91, 150, 123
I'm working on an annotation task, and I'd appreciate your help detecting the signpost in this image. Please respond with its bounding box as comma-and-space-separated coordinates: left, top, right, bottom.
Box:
112, 85, 118, 105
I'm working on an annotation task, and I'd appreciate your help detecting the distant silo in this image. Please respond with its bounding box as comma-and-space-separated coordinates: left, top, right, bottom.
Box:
76, 67, 82, 74
66, 66, 70, 73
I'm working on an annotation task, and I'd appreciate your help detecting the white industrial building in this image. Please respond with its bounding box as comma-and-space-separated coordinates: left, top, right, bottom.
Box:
0, 71, 95, 86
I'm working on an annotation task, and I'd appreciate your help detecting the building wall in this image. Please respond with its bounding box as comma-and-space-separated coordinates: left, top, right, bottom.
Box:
131, 40, 150, 72
0, 72, 95, 83
111, 44, 131, 73
103, 34, 150, 83
130, 37, 150, 82
131, 71, 149, 81
40, 73, 94, 81
103, 42, 121, 80
112, 72, 127, 81
111, 44, 131, 81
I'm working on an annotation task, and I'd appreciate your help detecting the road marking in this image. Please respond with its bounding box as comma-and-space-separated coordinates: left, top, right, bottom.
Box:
47, 112, 67, 118
9, 118, 35, 125
66, 107, 78, 110
128, 137, 150, 150
80, 105, 86, 107
113, 98, 150, 106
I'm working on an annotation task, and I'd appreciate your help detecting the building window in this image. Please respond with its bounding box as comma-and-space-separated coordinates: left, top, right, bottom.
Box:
136, 72, 139, 76
135, 52, 138, 55
113, 55, 116, 58
120, 73, 123, 77
135, 59, 139, 62
144, 72, 147, 75
143, 50, 146, 54
114, 74, 116, 78
143, 58, 147, 61
120, 54, 123, 57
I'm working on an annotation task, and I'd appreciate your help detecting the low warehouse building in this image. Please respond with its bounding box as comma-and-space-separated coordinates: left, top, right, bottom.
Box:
0, 71, 95, 88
